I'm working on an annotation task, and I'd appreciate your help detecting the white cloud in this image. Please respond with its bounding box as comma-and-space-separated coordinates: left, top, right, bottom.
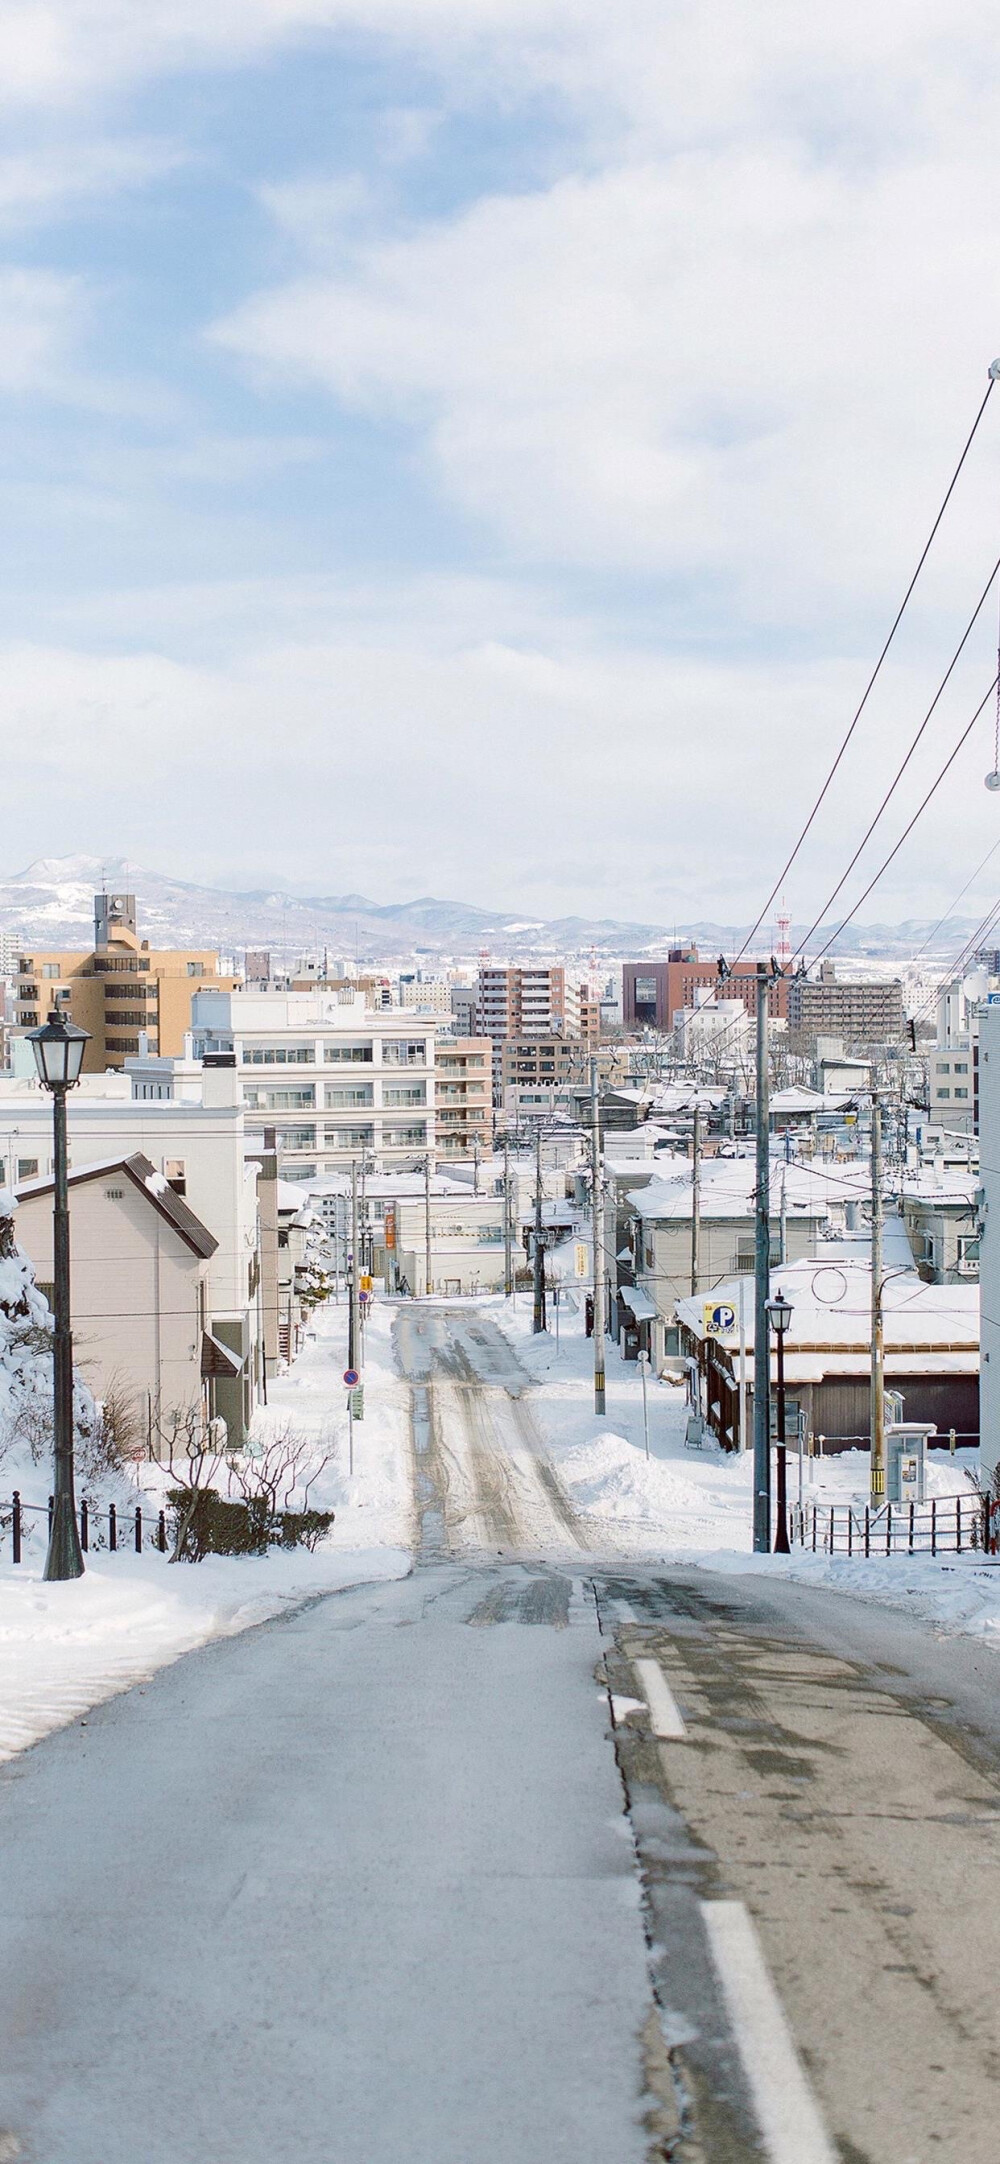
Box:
0, 266, 83, 390
213, 134, 1000, 635
0, 137, 182, 225
1, 593, 996, 924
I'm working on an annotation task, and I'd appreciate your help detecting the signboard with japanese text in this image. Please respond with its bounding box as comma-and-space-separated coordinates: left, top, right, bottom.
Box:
703, 1299, 738, 1343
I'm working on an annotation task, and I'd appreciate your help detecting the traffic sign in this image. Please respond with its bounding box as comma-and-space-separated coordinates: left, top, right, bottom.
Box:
343, 1368, 359, 1387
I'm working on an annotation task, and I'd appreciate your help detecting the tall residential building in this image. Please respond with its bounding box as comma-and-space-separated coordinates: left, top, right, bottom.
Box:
477, 965, 570, 1041
623, 950, 789, 1030
434, 1038, 492, 1158
12, 891, 238, 1072
476, 965, 599, 1098
786, 963, 904, 1049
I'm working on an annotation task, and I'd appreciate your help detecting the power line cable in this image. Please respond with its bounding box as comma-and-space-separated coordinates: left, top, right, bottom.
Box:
806, 671, 1000, 969
732, 369, 998, 966
792, 550, 1000, 963
909, 835, 1000, 964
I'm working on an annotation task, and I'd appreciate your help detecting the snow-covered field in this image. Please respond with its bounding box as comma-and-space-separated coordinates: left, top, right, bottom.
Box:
490, 1293, 1000, 1647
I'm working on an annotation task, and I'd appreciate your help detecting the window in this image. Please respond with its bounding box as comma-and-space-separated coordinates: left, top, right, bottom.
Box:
243, 1087, 315, 1111
382, 1124, 427, 1146
244, 1046, 313, 1064
938, 1087, 951, 1100
17, 1159, 38, 1180
954, 1087, 969, 1099
383, 1084, 425, 1107
959, 1234, 981, 1263
325, 1085, 373, 1109
737, 1235, 781, 1271
277, 1127, 316, 1150
954, 1061, 968, 1074
935, 1061, 951, 1074
323, 1125, 375, 1150
186, 962, 204, 977
382, 1040, 427, 1067
163, 1158, 186, 1195
324, 1043, 373, 1063
42, 963, 59, 979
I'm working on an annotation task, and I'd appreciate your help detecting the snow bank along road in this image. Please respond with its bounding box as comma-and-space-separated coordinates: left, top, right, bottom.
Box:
1, 1308, 999, 2158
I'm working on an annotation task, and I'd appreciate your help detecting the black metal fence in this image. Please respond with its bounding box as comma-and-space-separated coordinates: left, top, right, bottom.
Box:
792, 1491, 993, 1558
2, 1493, 169, 1564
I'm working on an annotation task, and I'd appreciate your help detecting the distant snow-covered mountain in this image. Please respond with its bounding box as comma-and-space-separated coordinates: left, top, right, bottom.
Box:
0, 856, 976, 964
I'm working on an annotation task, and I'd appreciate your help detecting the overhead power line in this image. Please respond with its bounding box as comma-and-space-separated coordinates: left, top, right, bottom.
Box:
733, 369, 998, 967
792, 549, 1000, 963
806, 671, 1000, 969
909, 835, 1000, 964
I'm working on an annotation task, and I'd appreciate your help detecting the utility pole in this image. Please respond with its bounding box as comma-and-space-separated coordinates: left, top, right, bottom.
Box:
348, 1158, 359, 1373
503, 1132, 513, 1296
753, 961, 771, 1552
532, 1125, 546, 1333
591, 1055, 606, 1414
690, 1103, 701, 1296
424, 1151, 433, 1298
870, 1095, 885, 1500
473, 1134, 480, 1196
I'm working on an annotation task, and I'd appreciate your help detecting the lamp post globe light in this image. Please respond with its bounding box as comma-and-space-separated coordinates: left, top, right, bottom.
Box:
27, 1011, 90, 1582
765, 1291, 793, 1556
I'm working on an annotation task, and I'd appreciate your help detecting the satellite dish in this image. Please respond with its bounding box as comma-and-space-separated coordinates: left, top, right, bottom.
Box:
987, 772, 1000, 792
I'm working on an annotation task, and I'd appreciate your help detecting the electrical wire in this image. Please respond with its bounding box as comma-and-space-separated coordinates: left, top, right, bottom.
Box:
908, 835, 1000, 964
792, 550, 1000, 963
805, 671, 1000, 970
732, 371, 997, 967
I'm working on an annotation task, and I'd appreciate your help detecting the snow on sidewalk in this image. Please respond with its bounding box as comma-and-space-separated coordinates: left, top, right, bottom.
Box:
488, 1293, 1000, 1648
0, 1296, 412, 1760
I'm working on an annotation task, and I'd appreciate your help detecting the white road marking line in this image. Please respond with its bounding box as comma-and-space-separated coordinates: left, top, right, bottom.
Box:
700, 1900, 838, 2164
633, 1657, 687, 1739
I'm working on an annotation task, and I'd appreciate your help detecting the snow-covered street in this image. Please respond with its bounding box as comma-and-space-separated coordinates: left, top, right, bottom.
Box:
2, 1294, 1000, 2160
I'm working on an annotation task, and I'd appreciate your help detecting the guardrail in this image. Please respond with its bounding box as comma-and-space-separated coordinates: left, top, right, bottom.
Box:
792, 1492, 993, 1558
1, 1493, 169, 1563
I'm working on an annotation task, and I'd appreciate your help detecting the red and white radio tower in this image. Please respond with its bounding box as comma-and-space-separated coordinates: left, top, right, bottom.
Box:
775, 906, 791, 969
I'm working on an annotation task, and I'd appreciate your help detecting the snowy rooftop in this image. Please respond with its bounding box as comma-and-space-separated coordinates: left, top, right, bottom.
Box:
626, 1151, 867, 1223
676, 1260, 978, 1372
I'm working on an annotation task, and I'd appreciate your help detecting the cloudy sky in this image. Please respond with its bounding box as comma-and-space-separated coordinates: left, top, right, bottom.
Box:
4, 0, 1000, 929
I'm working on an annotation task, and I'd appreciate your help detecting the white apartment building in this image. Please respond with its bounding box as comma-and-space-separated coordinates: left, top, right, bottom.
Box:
928, 972, 991, 1135
672, 995, 750, 1068
189, 987, 439, 1180
0, 1065, 264, 1444
978, 1002, 999, 1480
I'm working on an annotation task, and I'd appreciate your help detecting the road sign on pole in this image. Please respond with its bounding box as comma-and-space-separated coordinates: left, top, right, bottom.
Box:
343, 1367, 359, 1387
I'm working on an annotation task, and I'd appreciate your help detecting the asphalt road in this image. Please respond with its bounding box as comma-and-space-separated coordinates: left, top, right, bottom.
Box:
0, 1310, 998, 2162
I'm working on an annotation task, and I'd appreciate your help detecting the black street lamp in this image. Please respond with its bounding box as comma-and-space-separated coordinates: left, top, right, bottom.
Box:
766, 1290, 793, 1555
27, 1010, 90, 1581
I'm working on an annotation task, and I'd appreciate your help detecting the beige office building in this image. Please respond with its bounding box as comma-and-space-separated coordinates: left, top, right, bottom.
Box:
14, 891, 238, 1072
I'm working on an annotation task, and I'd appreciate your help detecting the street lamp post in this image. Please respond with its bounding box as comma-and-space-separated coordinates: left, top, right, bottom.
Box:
27, 1010, 90, 1582
766, 1291, 793, 1556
